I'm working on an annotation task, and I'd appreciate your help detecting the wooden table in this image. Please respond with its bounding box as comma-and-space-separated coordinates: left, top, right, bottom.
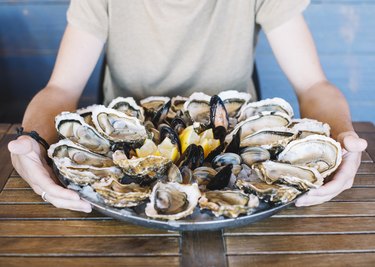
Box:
1, 122, 375, 267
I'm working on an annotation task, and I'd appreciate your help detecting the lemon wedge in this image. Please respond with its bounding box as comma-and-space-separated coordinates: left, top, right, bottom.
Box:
179, 125, 200, 153
158, 137, 180, 162
136, 139, 159, 158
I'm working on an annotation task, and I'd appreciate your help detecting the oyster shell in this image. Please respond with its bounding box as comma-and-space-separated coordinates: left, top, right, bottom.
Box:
140, 96, 170, 115
48, 139, 121, 185
229, 111, 291, 142
168, 96, 188, 119
92, 105, 148, 144
253, 161, 324, 190
92, 178, 151, 207
290, 118, 330, 139
113, 151, 172, 185
236, 180, 301, 204
278, 135, 342, 178
145, 182, 201, 220
218, 90, 251, 118
55, 112, 111, 155
199, 190, 259, 218
240, 127, 298, 149
183, 92, 211, 124
240, 147, 271, 167
238, 97, 294, 121
49, 139, 114, 168
76, 104, 101, 127
108, 97, 145, 122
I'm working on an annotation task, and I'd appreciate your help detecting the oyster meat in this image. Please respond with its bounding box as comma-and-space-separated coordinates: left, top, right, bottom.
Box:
278, 135, 342, 178
240, 127, 298, 149
290, 118, 330, 139
92, 178, 151, 207
183, 92, 211, 124
218, 90, 251, 118
253, 161, 323, 190
145, 182, 201, 220
238, 97, 294, 121
48, 139, 121, 185
55, 112, 111, 155
92, 105, 148, 144
113, 151, 172, 185
236, 180, 301, 204
199, 190, 259, 218
108, 97, 145, 122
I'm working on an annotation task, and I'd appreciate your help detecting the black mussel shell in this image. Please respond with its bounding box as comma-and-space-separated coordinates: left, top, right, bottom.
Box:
210, 95, 229, 142
152, 100, 172, 126
206, 164, 233, 190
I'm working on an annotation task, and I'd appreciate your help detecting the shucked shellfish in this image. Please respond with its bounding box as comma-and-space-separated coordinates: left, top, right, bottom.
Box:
145, 182, 201, 220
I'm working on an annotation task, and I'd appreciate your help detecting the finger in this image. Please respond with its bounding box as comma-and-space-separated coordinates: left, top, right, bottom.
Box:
343, 135, 367, 152
42, 182, 81, 201
8, 136, 33, 155
44, 193, 92, 213
296, 191, 336, 207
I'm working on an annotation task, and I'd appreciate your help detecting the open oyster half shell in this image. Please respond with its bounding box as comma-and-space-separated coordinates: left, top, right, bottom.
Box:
48, 139, 121, 185
278, 135, 342, 178
199, 190, 259, 218
55, 112, 111, 156
92, 178, 151, 208
253, 161, 324, 190
92, 105, 148, 144
145, 182, 201, 220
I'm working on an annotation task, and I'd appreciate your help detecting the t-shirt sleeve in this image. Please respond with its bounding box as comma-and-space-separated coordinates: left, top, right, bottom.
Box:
255, 0, 310, 33
67, 0, 109, 41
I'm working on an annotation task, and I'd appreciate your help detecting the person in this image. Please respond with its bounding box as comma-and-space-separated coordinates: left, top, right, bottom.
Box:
8, 0, 367, 213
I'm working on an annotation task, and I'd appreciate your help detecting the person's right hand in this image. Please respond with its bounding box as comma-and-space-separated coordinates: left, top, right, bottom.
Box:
8, 136, 92, 213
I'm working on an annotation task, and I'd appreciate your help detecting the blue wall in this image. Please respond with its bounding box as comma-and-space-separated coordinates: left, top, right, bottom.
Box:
0, 0, 374, 122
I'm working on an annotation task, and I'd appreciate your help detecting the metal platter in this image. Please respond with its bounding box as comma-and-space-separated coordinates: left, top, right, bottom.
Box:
55, 165, 298, 232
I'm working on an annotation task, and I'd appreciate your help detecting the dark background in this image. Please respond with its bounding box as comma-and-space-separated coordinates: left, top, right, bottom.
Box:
0, 0, 374, 123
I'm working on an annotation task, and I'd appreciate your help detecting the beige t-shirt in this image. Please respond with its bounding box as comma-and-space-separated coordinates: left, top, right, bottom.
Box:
67, 0, 310, 104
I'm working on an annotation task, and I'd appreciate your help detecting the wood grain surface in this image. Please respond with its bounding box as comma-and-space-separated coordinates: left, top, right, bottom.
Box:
1, 122, 375, 266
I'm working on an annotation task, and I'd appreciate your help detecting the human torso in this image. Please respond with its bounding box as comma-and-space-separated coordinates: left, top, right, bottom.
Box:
103, 0, 259, 103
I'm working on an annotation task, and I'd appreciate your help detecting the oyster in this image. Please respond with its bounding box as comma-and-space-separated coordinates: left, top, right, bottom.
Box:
290, 118, 330, 139
92, 105, 148, 144
113, 151, 172, 185
238, 97, 294, 121
76, 104, 101, 127
218, 90, 251, 118
168, 96, 188, 119
183, 92, 211, 124
199, 190, 259, 218
236, 180, 301, 204
49, 139, 114, 168
145, 182, 201, 220
108, 97, 145, 122
92, 178, 151, 207
229, 111, 291, 142
48, 139, 121, 185
253, 161, 324, 190
55, 112, 111, 155
278, 135, 342, 178
240, 147, 271, 167
140, 96, 170, 115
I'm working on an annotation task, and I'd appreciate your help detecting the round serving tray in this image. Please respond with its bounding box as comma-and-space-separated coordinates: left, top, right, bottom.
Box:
55, 165, 297, 232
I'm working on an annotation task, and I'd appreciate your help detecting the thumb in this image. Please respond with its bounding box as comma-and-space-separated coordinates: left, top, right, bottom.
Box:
8, 136, 34, 155
337, 131, 367, 152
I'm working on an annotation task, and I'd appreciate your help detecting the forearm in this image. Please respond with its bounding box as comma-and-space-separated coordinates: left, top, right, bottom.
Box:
22, 85, 80, 145
298, 80, 354, 139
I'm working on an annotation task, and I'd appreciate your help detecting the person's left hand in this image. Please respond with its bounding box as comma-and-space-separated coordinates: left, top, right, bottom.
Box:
295, 131, 368, 207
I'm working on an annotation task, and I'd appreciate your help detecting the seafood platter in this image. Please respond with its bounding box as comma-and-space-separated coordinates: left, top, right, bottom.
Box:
49, 90, 342, 231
